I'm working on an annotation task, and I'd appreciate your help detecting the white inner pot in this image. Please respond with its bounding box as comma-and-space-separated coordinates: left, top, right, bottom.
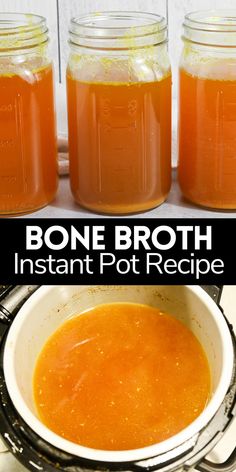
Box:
3, 285, 234, 463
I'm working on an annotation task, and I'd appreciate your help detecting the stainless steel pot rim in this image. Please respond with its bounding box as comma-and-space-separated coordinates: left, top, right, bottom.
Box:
3, 285, 235, 463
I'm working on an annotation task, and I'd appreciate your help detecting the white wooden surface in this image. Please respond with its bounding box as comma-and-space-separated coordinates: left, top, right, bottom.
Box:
0, 0, 59, 80
15, 171, 236, 219
58, 0, 167, 81
1, 0, 236, 117
1, 0, 236, 81
168, 0, 236, 97
0, 0, 167, 84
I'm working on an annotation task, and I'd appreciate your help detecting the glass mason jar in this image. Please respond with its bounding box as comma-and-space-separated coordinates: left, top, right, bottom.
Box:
0, 13, 58, 215
179, 10, 236, 209
67, 12, 171, 215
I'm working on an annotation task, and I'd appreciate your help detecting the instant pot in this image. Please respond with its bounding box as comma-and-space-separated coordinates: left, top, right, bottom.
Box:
0, 285, 235, 472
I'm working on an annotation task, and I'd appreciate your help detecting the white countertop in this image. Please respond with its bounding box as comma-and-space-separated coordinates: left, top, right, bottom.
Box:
17, 171, 236, 219
0, 285, 235, 472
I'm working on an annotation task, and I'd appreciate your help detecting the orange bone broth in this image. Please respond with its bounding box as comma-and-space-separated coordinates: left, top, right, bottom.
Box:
34, 303, 211, 451
179, 68, 236, 209
66, 75, 171, 214
0, 65, 57, 214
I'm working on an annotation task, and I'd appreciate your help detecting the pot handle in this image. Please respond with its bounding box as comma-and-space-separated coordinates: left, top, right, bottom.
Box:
196, 449, 236, 472
200, 285, 223, 305
0, 285, 39, 340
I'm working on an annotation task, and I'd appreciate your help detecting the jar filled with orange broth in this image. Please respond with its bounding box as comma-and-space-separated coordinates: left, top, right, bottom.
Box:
67, 12, 171, 214
179, 10, 236, 209
0, 13, 57, 215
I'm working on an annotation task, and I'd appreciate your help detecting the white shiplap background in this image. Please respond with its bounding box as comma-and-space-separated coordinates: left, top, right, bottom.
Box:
0, 0, 167, 83
1, 0, 236, 137
3, 0, 236, 84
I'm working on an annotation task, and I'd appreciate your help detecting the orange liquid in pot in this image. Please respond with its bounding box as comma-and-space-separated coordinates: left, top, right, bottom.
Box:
34, 303, 211, 451
0, 65, 57, 214
66, 75, 171, 214
179, 68, 236, 209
